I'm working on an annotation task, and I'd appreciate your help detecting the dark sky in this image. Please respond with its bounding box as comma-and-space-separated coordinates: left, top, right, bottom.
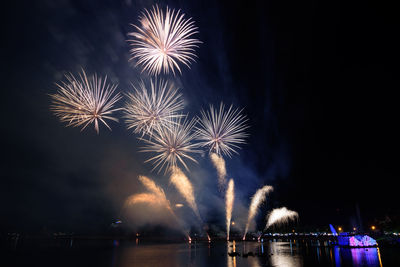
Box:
2, 0, 399, 234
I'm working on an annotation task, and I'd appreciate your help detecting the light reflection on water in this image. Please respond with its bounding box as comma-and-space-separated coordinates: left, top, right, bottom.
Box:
114, 241, 386, 267
333, 246, 383, 267
4, 239, 394, 267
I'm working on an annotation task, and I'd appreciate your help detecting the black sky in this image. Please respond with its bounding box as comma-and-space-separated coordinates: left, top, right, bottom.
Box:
2, 0, 399, 234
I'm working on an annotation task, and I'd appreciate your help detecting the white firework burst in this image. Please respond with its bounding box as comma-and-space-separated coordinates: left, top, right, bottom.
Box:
141, 117, 200, 173
50, 69, 122, 134
128, 5, 201, 75
196, 103, 249, 157
265, 207, 299, 229
123, 79, 184, 136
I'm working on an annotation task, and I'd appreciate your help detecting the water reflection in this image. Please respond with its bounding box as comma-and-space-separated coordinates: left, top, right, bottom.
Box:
268, 242, 302, 267
336, 246, 382, 267
9, 239, 393, 267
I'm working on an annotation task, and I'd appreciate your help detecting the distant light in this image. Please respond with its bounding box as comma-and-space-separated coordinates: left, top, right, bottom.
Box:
175, 203, 184, 207
338, 227, 342, 231
292, 229, 295, 233
136, 233, 140, 237
231, 221, 235, 225
371, 226, 376, 230
353, 227, 357, 231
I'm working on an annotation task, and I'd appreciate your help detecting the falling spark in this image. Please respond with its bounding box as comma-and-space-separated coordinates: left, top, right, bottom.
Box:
128, 5, 201, 75
170, 166, 201, 220
210, 152, 227, 188
123, 79, 184, 136
265, 207, 299, 229
141, 117, 200, 173
225, 179, 235, 241
243, 185, 274, 240
207, 234, 211, 242
50, 69, 122, 134
196, 103, 249, 157
188, 235, 192, 242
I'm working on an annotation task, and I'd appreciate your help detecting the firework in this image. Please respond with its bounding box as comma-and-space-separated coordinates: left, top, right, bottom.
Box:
196, 103, 248, 157
265, 207, 298, 229
125, 193, 159, 206
141, 117, 200, 173
170, 166, 201, 220
123, 79, 184, 136
128, 5, 201, 75
137, 175, 174, 213
210, 152, 227, 189
225, 179, 235, 241
50, 69, 122, 134
243, 185, 274, 240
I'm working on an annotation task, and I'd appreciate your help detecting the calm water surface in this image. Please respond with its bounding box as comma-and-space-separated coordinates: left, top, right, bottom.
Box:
4, 239, 400, 267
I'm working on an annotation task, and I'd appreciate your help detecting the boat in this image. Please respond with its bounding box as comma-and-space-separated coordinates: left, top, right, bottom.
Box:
329, 224, 377, 247
337, 233, 378, 247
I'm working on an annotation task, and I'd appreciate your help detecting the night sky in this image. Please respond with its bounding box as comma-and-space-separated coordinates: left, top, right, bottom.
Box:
2, 0, 399, 234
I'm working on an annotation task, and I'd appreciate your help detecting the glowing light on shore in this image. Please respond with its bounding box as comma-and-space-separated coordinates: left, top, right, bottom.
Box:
225, 179, 235, 241
265, 207, 298, 229
243, 185, 273, 240
50, 69, 121, 134
141, 117, 200, 173
128, 5, 201, 75
196, 103, 248, 157
170, 166, 201, 220
123, 79, 184, 136
210, 152, 227, 188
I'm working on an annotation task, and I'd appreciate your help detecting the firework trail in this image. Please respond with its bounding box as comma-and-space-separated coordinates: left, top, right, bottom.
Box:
265, 207, 298, 229
125, 193, 159, 206
124, 176, 193, 237
225, 179, 235, 241
243, 185, 274, 240
210, 152, 227, 188
137, 175, 174, 213
50, 69, 122, 134
196, 103, 248, 157
141, 117, 200, 173
128, 5, 201, 76
123, 79, 184, 136
170, 166, 201, 220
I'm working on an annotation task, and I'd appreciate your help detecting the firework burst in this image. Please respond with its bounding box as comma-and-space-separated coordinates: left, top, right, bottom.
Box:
128, 5, 201, 75
50, 69, 122, 134
123, 79, 184, 136
141, 117, 200, 173
265, 207, 299, 229
196, 103, 249, 157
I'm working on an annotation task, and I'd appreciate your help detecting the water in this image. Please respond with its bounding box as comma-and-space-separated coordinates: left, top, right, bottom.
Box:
3, 239, 399, 267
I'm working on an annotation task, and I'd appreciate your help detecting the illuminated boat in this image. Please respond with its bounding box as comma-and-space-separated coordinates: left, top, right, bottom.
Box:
329, 225, 377, 247
337, 233, 378, 247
